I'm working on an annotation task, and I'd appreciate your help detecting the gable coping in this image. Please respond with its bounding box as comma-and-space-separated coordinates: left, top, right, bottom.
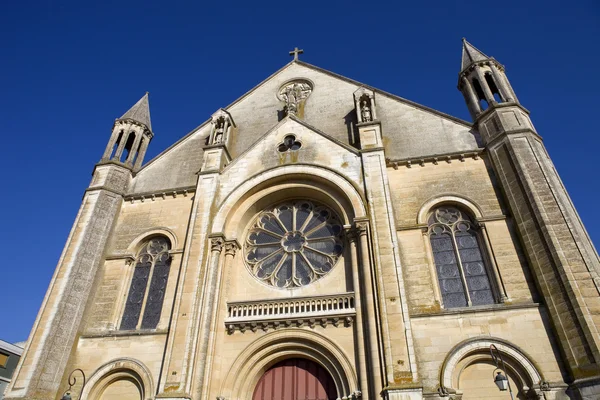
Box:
134, 59, 473, 175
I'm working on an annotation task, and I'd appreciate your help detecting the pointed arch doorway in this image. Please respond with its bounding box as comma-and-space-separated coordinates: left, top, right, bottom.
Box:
252, 358, 338, 400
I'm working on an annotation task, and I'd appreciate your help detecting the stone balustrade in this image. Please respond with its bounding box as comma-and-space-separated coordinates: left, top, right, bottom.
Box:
225, 293, 356, 333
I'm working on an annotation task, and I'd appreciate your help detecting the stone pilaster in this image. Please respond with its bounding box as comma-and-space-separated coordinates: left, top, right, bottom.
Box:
358, 120, 420, 397
157, 171, 220, 399
4, 164, 130, 400
196, 239, 240, 400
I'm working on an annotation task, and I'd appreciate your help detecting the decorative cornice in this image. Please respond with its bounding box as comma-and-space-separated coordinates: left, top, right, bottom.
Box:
386, 149, 484, 169
124, 187, 195, 204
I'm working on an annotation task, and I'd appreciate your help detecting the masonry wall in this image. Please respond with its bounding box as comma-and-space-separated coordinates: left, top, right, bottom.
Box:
387, 155, 568, 396
57, 194, 194, 398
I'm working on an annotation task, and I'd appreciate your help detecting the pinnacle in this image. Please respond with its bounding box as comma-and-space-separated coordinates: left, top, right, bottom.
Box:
119, 92, 152, 131
461, 38, 490, 71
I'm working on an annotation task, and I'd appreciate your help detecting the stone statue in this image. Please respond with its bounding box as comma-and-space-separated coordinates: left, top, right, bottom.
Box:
361, 100, 372, 122
213, 118, 225, 144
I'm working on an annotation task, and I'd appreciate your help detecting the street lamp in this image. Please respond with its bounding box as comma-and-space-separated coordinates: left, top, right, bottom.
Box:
494, 371, 509, 391
60, 368, 86, 400
490, 344, 514, 400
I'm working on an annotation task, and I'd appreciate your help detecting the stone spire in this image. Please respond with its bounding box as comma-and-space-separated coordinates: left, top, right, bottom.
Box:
118, 92, 152, 131
461, 38, 490, 72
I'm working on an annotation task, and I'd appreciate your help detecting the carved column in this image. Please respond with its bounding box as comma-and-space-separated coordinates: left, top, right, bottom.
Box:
460, 76, 482, 117
112, 128, 130, 161
355, 220, 383, 396
197, 239, 239, 400
474, 66, 496, 104
133, 137, 148, 170
488, 62, 513, 102
346, 228, 370, 399
125, 132, 143, 165
193, 235, 225, 399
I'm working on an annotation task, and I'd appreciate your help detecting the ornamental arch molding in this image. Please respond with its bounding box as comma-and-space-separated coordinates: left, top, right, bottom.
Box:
440, 337, 543, 395
212, 165, 368, 238
80, 358, 154, 400
417, 194, 485, 225
220, 329, 358, 400
126, 227, 179, 253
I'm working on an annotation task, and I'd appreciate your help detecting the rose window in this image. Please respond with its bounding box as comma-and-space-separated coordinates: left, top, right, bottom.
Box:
245, 201, 344, 289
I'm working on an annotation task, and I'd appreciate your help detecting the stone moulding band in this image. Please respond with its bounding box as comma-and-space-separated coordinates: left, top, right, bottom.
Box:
123, 186, 196, 203
386, 149, 484, 169
225, 292, 356, 333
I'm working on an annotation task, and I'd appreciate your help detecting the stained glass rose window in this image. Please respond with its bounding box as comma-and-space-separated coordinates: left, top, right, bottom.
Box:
245, 201, 344, 289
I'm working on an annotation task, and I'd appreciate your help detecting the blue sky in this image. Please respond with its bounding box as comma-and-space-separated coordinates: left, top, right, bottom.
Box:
1, 0, 598, 343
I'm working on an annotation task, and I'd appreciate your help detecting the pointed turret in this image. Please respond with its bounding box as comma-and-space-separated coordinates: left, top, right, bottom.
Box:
100, 93, 154, 170
457, 39, 518, 120
118, 92, 152, 131
460, 38, 490, 72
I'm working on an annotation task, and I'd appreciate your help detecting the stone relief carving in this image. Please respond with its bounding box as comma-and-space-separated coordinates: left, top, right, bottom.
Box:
277, 80, 313, 116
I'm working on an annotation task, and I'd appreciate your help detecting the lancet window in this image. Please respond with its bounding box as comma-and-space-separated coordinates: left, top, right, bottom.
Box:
428, 206, 495, 308
120, 236, 172, 330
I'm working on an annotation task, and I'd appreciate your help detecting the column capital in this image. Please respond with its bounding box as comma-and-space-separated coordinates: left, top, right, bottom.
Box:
354, 219, 370, 236
342, 225, 356, 243
209, 235, 225, 253
224, 239, 241, 257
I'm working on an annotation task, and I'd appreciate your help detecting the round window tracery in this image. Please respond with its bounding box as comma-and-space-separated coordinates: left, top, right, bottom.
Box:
244, 201, 344, 289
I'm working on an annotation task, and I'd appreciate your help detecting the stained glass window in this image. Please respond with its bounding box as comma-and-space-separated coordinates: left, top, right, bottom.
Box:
428, 207, 495, 308
244, 201, 344, 289
121, 237, 171, 330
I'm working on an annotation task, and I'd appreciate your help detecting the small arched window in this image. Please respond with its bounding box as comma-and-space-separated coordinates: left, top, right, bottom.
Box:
120, 237, 172, 330
428, 206, 495, 308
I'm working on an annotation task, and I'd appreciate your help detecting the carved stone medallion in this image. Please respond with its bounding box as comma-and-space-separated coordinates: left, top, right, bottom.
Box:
277, 79, 313, 117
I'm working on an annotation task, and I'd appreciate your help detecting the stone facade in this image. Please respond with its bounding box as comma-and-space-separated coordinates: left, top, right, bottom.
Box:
5, 41, 600, 400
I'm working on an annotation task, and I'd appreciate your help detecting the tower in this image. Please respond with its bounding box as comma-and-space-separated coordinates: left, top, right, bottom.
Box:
101, 92, 153, 171
4, 96, 151, 400
459, 39, 600, 398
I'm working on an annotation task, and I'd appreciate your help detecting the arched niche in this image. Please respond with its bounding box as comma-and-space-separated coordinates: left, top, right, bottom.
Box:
81, 358, 154, 400
220, 329, 358, 400
440, 337, 544, 399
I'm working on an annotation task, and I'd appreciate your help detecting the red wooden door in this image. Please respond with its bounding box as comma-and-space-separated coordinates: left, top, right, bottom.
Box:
252, 358, 338, 400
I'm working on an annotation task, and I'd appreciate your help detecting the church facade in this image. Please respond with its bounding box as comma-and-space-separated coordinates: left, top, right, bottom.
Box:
5, 41, 600, 400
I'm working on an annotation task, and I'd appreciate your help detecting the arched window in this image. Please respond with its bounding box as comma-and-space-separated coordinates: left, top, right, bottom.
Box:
120, 237, 172, 330
428, 206, 495, 308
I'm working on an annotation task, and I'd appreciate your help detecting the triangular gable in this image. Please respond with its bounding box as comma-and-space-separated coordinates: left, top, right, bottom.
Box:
216, 116, 364, 205
130, 59, 481, 195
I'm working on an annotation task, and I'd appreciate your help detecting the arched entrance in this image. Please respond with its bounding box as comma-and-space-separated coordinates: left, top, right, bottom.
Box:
252, 358, 337, 400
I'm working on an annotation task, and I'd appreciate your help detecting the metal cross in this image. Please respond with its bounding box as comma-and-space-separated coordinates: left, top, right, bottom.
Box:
289, 47, 304, 61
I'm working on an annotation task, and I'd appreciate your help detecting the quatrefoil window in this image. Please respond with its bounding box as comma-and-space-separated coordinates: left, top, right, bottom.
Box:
244, 201, 344, 289
278, 135, 302, 152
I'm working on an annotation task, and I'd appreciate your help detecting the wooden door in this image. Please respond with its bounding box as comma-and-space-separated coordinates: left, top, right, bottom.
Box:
252, 358, 337, 400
